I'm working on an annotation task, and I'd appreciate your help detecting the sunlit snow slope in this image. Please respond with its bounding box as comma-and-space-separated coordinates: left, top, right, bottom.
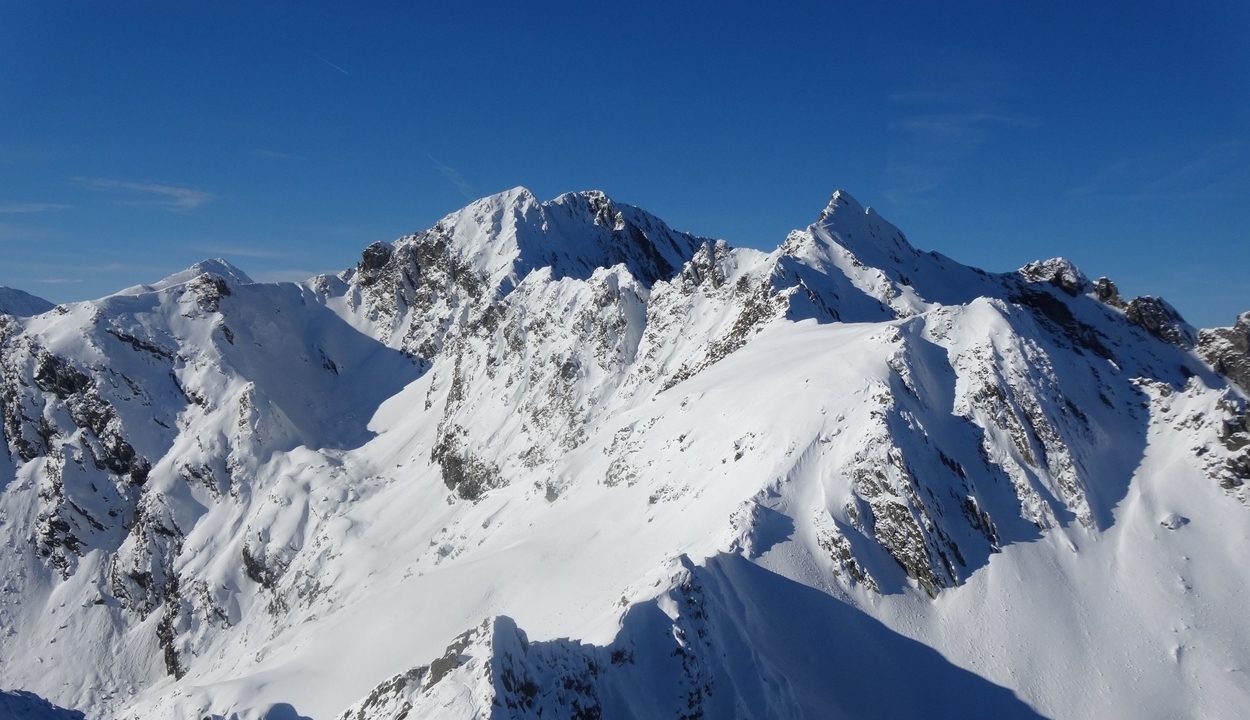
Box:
1, 188, 1248, 720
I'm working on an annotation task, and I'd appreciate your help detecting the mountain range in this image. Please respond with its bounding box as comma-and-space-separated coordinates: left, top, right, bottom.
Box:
1, 188, 1248, 719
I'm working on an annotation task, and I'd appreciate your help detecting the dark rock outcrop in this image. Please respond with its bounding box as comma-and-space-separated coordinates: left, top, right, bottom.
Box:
1019, 259, 1091, 297
1125, 296, 1194, 348
1199, 312, 1250, 394
1093, 277, 1126, 308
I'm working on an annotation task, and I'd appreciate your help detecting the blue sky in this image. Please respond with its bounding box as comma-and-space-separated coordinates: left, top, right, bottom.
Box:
1, 1, 1247, 327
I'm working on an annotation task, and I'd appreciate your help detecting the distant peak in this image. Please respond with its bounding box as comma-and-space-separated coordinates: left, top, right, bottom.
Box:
186, 258, 254, 284
0, 286, 55, 317
121, 258, 255, 296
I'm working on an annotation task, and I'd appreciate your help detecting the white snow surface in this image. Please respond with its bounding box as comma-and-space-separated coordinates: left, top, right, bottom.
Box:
0, 188, 1248, 720
0, 287, 54, 318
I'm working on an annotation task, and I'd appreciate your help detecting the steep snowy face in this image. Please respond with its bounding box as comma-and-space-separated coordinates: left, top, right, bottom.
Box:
0, 287, 54, 317
1, 188, 1248, 720
765, 190, 1007, 324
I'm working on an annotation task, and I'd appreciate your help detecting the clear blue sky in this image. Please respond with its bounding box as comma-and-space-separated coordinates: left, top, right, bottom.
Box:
2, 1, 1247, 327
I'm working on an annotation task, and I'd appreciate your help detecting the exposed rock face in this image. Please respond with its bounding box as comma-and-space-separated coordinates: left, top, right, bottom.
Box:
357, 241, 395, 286
1019, 258, 1092, 297
1199, 312, 1250, 394
1125, 295, 1194, 348
1093, 277, 1126, 308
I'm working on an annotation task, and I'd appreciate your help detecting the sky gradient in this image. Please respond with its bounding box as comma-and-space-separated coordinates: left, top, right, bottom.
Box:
2, 1, 1247, 327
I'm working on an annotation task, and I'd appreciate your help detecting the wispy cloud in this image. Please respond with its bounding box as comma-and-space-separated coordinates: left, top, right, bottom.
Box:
35, 277, 82, 285
251, 149, 306, 161
430, 156, 475, 200
1068, 141, 1247, 201
311, 52, 349, 76
0, 203, 70, 213
884, 112, 1038, 201
883, 55, 1037, 204
74, 178, 218, 209
1068, 160, 1133, 197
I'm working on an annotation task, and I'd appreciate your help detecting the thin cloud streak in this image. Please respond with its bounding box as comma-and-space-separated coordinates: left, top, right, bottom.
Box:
311, 52, 349, 76
252, 149, 307, 161
0, 203, 71, 213
881, 54, 1037, 205
883, 112, 1038, 203
430, 156, 475, 200
1068, 141, 1247, 201
74, 178, 219, 209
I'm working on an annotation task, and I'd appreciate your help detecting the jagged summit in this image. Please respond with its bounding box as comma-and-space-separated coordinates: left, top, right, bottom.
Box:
396, 186, 710, 293
326, 187, 714, 356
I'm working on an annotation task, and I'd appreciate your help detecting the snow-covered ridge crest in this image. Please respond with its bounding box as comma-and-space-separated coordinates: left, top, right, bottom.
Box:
115, 258, 255, 297
1, 187, 1249, 720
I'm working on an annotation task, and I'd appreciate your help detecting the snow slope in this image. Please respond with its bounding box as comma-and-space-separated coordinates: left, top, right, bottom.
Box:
0, 287, 54, 318
1, 189, 1247, 719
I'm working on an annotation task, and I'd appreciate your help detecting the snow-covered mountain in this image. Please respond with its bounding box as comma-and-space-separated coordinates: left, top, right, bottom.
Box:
0, 287, 54, 318
1, 188, 1248, 719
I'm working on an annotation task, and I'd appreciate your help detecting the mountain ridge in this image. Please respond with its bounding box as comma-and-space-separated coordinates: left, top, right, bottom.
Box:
0, 187, 1247, 719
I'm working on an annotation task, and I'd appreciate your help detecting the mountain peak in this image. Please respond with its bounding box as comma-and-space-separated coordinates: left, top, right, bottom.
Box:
116, 258, 255, 297
817, 189, 866, 223
154, 258, 254, 289
403, 188, 708, 292
805, 188, 919, 264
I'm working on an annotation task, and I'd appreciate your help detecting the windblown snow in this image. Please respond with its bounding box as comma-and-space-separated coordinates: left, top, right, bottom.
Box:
1, 188, 1248, 719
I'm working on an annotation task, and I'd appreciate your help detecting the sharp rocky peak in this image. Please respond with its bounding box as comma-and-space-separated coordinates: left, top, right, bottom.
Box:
811, 189, 919, 258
